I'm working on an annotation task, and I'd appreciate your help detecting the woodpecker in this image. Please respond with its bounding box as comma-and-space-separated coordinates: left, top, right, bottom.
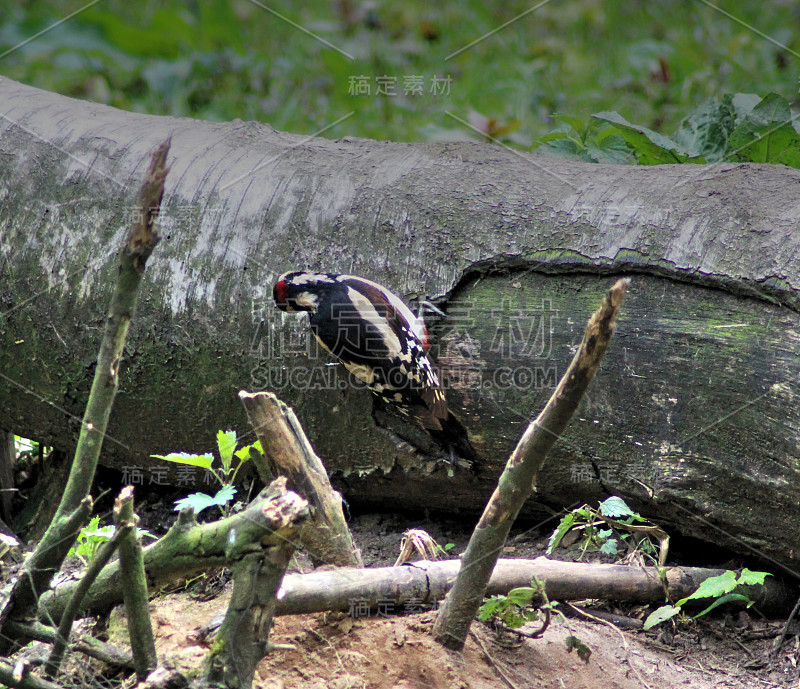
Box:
273, 271, 478, 464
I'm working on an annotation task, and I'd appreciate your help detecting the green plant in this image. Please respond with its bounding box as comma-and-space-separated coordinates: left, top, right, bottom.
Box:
532, 115, 633, 163
644, 568, 772, 630
536, 93, 800, 168
478, 579, 584, 656
478, 582, 547, 629
5, 2, 798, 145
151, 430, 262, 516
68, 516, 154, 564
547, 496, 668, 564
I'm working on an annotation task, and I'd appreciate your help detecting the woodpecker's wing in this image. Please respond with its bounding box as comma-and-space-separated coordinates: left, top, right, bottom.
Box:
334, 274, 430, 350
309, 277, 448, 427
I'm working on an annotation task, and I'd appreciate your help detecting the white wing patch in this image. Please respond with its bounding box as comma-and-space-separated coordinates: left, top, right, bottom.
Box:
344, 362, 376, 385
336, 274, 428, 345
346, 286, 403, 357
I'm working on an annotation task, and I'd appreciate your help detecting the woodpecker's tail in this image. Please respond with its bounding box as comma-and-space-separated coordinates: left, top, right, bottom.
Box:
428, 410, 481, 469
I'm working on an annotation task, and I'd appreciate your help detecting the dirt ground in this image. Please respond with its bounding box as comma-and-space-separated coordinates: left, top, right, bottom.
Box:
131, 591, 788, 689
95, 510, 800, 689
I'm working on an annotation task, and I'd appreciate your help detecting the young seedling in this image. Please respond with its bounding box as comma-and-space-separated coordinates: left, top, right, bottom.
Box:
68, 515, 154, 563
644, 568, 772, 630
548, 496, 669, 566
152, 430, 263, 516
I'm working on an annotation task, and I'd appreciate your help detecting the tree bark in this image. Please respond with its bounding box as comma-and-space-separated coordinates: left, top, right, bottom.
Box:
39, 478, 308, 624
113, 487, 157, 680
1, 77, 800, 569
273, 557, 790, 617
239, 390, 362, 568
433, 279, 627, 650
203, 488, 306, 689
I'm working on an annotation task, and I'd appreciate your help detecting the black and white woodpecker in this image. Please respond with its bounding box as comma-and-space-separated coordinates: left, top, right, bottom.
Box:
272, 271, 478, 464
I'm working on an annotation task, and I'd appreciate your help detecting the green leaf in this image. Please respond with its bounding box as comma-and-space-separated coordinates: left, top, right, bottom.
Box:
547, 513, 575, 554
553, 114, 587, 134
506, 587, 537, 606
738, 568, 772, 586
730, 93, 762, 123
217, 429, 238, 469
693, 593, 749, 619
592, 111, 705, 164
83, 525, 115, 540
234, 440, 262, 461
676, 570, 738, 605
565, 635, 592, 663
213, 484, 236, 503
643, 605, 681, 629
151, 452, 214, 469
585, 133, 632, 164
174, 485, 236, 514
478, 596, 506, 621
672, 96, 737, 162
537, 136, 589, 161
599, 538, 618, 555
598, 496, 635, 518
727, 93, 800, 167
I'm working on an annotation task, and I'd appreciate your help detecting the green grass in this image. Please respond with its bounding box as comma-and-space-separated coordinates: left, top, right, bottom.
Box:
0, 0, 797, 144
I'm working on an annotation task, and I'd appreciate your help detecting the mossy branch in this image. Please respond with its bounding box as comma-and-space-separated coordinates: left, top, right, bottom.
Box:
204, 484, 307, 689
44, 518, 128, 678
432, 279, 629, 651
114, 486, 157, 680
0, 139, 170, 652
40, 478, 307, 623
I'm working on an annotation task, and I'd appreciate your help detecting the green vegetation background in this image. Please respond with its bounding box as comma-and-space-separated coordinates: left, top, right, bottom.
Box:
1, 0, 798, 146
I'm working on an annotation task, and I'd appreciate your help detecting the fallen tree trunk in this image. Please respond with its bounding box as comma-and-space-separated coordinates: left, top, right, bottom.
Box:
40, 544, 792, 623
275, 557, 791, 616
2, 77, 800, 569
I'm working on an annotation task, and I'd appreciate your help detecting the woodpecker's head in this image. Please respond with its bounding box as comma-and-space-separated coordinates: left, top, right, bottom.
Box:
273, 271, 337, 312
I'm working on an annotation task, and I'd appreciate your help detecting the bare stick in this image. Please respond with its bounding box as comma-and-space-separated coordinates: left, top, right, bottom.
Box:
239, 391, 362, 568
44, 521, 128, 677
114, 486, 157, 679
432, 279, 629, 651
0, 139, 171, 651
204, 479, 308, 689
7, 620, 133, 669
770, 592, 800, 656
0, 660, 64, 689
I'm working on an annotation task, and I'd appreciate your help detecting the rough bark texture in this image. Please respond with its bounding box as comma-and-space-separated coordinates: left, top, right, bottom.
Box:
204, 489, 305, 689
38, 478, 308, 624
1, 78, 800, 569
239, 390, 362, 568
272, 557, 790, 616
434, 279, 626, 650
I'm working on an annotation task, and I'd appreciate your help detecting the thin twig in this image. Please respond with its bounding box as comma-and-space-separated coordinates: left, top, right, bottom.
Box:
468, 629, 521, 689
770, 592, 800, 657
566, 603, 653, 689
44, 524, 129, 677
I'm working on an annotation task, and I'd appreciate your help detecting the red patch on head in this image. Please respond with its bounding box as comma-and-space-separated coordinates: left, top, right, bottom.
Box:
273, 279, 288, 305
